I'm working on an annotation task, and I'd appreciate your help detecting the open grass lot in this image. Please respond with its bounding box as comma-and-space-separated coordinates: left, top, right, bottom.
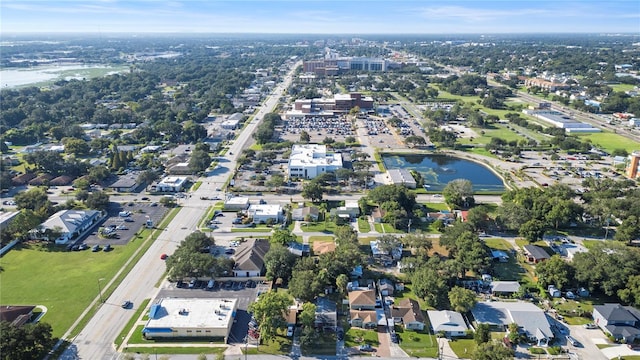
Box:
396, 327, 439, 358
244, 334, 292, 355
300, 221, 337, 233
358, 218, 371, 232
424, 202, 450, 211
448, 338, 477, 358
0, 241, 143, 338
483, 238, 532, 282
457, 123, 524, 145
608, 83, 637, 92
344, 328, 379, 348
301, 331, 336, 356
0, 207, 177, 339
575, 132, 640, 154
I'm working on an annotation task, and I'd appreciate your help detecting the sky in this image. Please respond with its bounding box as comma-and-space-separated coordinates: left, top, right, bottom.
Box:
1, 0, 639, 34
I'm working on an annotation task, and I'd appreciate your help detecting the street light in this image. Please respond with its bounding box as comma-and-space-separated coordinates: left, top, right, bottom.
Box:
97, 278, 105, 303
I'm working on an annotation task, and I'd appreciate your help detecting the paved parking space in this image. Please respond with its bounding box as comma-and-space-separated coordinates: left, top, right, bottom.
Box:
82, 202, 168, 246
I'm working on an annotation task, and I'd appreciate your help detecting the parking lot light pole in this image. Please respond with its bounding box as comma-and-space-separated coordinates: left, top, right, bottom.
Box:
97, 278, 105, 303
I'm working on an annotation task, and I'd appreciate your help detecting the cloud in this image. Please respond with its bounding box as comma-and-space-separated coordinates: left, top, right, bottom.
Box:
416, 5, 552, 22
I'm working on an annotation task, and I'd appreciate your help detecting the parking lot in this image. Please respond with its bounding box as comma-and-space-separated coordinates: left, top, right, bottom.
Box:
280, 115, 355, 144
158, 278, 270, 344
81, 202, 168, 247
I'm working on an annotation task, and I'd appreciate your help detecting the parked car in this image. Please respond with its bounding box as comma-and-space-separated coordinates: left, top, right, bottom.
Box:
583, 323, 597, 329
78, 243, 88, 250
91, 245, 100, 252
390, 333, 399, 343
286, 325, 294, 337
188, 279, 196, 289
225, 248, 235, 254
359, 344, 374, 352
566, 335, 581, 347
103, 244, 111, 252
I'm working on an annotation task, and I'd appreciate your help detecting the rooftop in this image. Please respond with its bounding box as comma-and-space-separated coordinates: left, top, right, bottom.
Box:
144, 298, 237, 330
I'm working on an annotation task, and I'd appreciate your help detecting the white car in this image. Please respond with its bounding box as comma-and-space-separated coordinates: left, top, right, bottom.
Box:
286, 325, 294, 337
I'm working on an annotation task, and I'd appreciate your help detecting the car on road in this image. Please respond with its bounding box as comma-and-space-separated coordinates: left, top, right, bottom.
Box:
286, 325, 294, 337
160, 254, 168, 260
121, 300, 132, 309
359, 344, 374, 352
141, 197, 149, 201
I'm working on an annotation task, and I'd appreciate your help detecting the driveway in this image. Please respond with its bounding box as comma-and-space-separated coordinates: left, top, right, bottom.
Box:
566, 324, 608, 360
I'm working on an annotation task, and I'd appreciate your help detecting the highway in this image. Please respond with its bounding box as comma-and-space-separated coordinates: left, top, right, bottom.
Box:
59, 61, 300, 360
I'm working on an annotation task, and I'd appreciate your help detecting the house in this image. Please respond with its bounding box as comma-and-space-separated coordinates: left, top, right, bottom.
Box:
167, 162, 193, 175
292, 206, 319, 221
287, 144, 343, 179
315, 297, 337, 329
378, 278, 395, 296
0, 305, 36, 327
472, 301, 553, 346
312, 241, 336, 255
593, 304, 640, 343
371, 207, 386, 223
391, 299, 426, 331
287, 242, 310, 257
49, 175, 74, 186
349, 289, 376, 310
350, 265, 363, 279
29, 174, 54, 186
143, 298, 237, 340
387, 169, 417, 189
427, 310, 468, 337
370, 240, 403, 261
231, 238, 270, 277
523, 245, 550, 263
108, 173, 140, 192
32, 209, 103, 244
247, 204, 283, 224
490, 281, 521, 296
335, 200, 360, 219
284, 305, 298, 326
350, 310, 378, 329
426, 212, 457, 225
11, 173, 36, 186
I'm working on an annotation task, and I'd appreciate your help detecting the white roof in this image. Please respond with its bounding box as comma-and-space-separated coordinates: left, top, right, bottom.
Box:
490, 281, 521, 293
0, 211, 20, 226
158, 176, 187, 186
345, 200, 359, 209
225, 197, 249, 205
289, 144, 342, 168
427, 310, 468, 333
145, 298, 237, 330
248, 204, 282, 217
40, 209, 100, 234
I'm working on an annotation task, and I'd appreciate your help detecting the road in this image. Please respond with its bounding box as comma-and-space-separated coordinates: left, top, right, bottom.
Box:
59, 61, 301, 360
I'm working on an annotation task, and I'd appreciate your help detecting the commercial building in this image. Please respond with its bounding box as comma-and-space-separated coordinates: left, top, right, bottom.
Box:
142, 298, 238, 341
303, 57, 386, 76
0, 211, 20, 232
522, 109, 600, 133
247, 204, 283, 224
386, 169, 417, 189
288, 144, 343, 179
153, 176, 188, 193
223, 196, 250, 211
32, 209, 102, 244
286, 93, 374, 118
232, 238, 270, 277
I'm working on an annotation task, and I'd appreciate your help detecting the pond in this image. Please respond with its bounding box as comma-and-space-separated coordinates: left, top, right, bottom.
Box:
382, 153, 505, 192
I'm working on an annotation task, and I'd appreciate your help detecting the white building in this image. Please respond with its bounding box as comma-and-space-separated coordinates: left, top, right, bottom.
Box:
143, 298, 238, 340
155, 176, 188, 192
33, 210, 102, 244
288, 144, 343, 179
223, 196, 250, 211
335, 200, 360, 218
427, 310, 469, 337
221, 119, 240, 130
247, 204, 283, 224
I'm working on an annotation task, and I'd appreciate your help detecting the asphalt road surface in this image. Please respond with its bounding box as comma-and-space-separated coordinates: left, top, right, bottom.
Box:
59, 62, 300, 360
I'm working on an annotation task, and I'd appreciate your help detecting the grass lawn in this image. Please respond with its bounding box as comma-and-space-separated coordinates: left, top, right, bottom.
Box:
448, 338, 477, 358
396, 327, 439, 358
582, 239, 603, 249
0, 207, 178, 339
608, 83, 637, 92
551, 299, 595, 325
124, 347, 225, 355
244, 334, 292, 355
358, 218, 371, 232
231, 227, 273, 233
301, 331, 336, 356
424, 202, 450, 211
575, 132, 640, 154
374, 223, 384, 233
483, 238, 532, 282
308, 236, 334, 242
300, 221, 337, 233
191, 181, 202, 191
457, 123, 524, 145
344, 328, 379, 348
596, 344, 617, 349
382, 223, 402, 233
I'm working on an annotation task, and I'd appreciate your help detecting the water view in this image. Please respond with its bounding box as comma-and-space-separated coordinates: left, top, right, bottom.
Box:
0, 64, 128, 88
382, 153, 505, 192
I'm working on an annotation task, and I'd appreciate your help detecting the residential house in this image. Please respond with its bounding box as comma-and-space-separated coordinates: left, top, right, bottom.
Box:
523, 245, 550, 263
335, 200, 360, 219
371, 207, 386, 223
315, 297, 337, 329
32, 209, 103, 245
349, 289, 376, 311
378, 278, 395, 296
426, 212, 457, 225
287, 242, 310, 257
0, 305, 36, 327
49, 175, 74, 186
29, 174, 54, 186
312, 241, 336, 255
108, 173, 140, 192
350, 309, 378, 329
292, 206, 319, 221
472, 301, 553, 346
593, 304, 640, 343
427, 310, 468, 337
391, 299, 426, 331
231, 239, 270, 277
490, 281, 521, 297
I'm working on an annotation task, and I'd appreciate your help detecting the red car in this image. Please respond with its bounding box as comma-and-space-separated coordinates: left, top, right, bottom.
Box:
160, 254, 168, 260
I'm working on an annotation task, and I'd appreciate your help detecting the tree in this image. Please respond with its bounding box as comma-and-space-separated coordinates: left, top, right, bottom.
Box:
159, 196, 177, 207
298, 302, 317, 329
534, 255, 574, 290
0, 321, 55, 360
299, 130, 310, 143
137, 170, 159, 187
265, 174, 285, 192
619, 275, 640, 307
404, 135, 427, 148
334, 225, 358, 245
474, 323, 491, 344
85, 191, 110, 211
412, 267, 448, 308
336, 274, 349, 297
288, 269, 325, 302
270, 229, 296, 246
518, 219, 546, 242
189, 149, 211, 173
443, 179, 475, 209
301, 182, 324, 203
165, 232, 230, 280
264, 245, 297, 282
448, 286, 478, 313
466, 206, 489, 232
248, 291, 293, 342
615, 215, 640, 243
63, 137, 91, 157
14, 187, 52, 215
402, 232, 433, 256
472, 341, 514, 360
5, 209, 43, 240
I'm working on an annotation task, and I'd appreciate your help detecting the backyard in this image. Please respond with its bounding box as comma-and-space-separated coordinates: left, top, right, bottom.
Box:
395, 326, 439, 358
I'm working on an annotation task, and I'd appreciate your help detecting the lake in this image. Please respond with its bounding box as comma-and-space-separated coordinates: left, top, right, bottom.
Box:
0, 64, 128, 88
382, 153, 505, 192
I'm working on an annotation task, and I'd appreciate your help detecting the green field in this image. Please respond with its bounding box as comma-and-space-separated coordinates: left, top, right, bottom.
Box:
0, 208, 176, 339
396, 327, 439, 358
575, 132, 640, 153
608, 83, 637, 92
